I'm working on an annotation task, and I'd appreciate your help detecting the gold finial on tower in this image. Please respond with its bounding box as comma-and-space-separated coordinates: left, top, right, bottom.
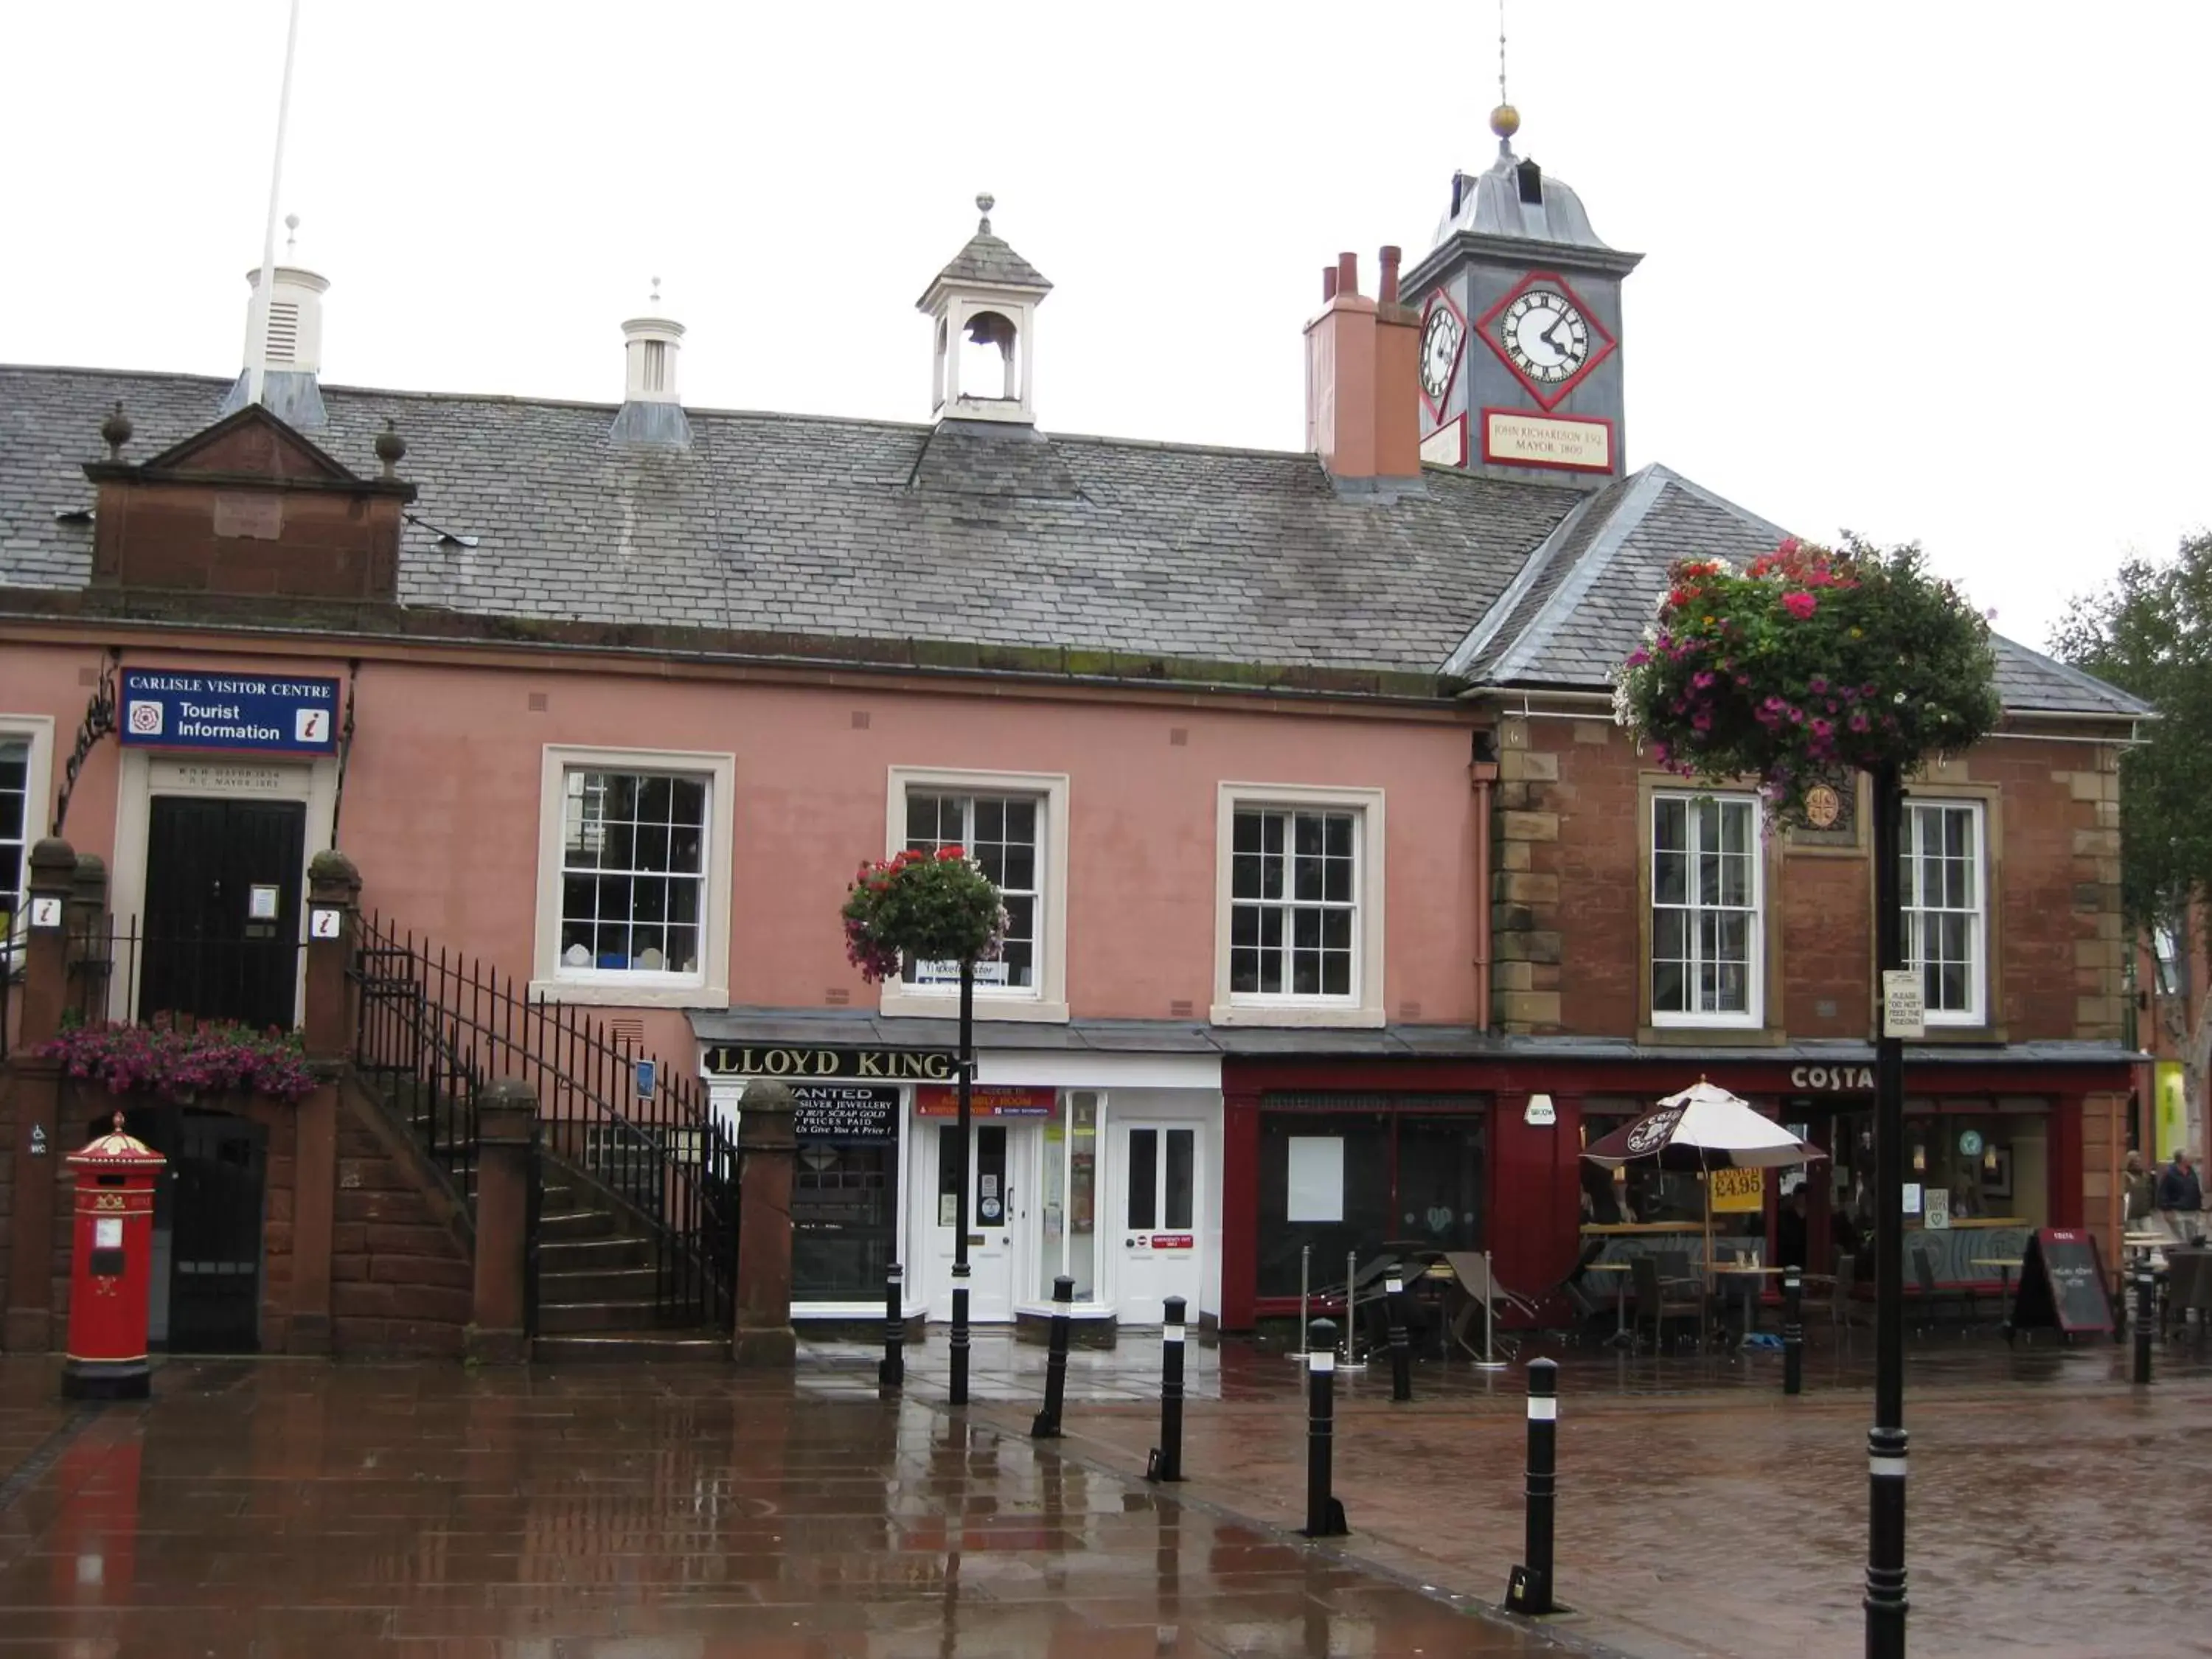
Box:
1490, 0, 1519, 153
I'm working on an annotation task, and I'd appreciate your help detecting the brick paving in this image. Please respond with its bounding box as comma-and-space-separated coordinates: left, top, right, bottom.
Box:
859, 1328, 2212, 1659
0, 1353, 1565, 1658
2, 1330, 2206, 1658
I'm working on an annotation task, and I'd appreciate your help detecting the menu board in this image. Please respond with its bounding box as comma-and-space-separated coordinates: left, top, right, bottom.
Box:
2009, 1228, 2113, 1336
790, 1085, 900, 1144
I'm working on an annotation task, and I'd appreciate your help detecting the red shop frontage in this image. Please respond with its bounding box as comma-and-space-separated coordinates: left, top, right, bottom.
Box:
1218, 1049, 2133, 1331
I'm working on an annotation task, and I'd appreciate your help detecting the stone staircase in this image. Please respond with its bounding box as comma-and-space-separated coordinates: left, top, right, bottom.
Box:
532, 1165, 731, 1363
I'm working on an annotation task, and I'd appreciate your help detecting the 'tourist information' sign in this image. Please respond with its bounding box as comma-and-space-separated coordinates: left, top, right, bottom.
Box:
121, 669, 340, 756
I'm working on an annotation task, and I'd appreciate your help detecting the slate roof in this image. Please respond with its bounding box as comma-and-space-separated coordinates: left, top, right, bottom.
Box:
919, 230, 1052, 299
1442, 463, 2151, 718
0, 365, 1580, 677
0, 363, 2149, 719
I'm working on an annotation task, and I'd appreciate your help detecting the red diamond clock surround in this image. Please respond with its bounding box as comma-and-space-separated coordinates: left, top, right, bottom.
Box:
1474, 270, 1616, 411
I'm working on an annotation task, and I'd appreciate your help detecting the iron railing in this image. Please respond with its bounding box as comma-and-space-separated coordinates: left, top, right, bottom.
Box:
348, 914, 737, 1332
63, 917, 309, 1036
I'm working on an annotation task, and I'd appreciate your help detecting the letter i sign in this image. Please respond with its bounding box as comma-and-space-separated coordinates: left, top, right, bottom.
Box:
296, 708, 330, 744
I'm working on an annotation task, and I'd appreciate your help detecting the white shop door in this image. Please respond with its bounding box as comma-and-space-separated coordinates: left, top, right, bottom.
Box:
926, 1120, 1018, 1322
1115, 1122, 1202, 1325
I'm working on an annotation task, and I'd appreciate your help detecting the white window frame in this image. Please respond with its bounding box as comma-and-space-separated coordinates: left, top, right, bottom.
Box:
1648, 789, 1765, 1030
1901, 797, 1987, 1026
531, 745, 734, 1008
1212, 782, 1385, 1029
879, 767, 1069, 1023
0, 714, 56, 944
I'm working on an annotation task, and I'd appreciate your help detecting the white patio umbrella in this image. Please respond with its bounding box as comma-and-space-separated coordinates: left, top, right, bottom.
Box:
1582, 1079, 1827, 1276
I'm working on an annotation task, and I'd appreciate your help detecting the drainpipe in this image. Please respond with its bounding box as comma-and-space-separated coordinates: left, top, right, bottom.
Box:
1470, 760, 1498, 1032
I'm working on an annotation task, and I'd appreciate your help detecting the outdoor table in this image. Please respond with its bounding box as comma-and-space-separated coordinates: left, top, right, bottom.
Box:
1972, 1257, 2023, 1331
1586, 1259, 1635, 1346
1711, 1265, 1784, 1348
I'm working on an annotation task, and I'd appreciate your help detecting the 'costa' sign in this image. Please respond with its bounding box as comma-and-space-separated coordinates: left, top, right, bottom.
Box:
703, 1045, 956, 1081
1790, 1065, 1875, 1091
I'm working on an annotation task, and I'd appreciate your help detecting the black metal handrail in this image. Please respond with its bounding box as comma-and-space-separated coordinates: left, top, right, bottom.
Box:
348, 913, 737, 1332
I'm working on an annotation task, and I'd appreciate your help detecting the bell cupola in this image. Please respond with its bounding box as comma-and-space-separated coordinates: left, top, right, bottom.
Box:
917, 195, 1051, 425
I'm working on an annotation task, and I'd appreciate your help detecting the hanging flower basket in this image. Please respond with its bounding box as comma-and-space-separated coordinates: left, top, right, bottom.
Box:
1611, 538, 2000, 820
38, 1018, 319, 1105
841, 847, 1009, 985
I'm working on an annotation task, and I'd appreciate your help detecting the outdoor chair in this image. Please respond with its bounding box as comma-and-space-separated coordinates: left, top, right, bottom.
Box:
1631, 1253, 1700, 1352
1543, 1239, 1610, 1343
1910, 1248, 1975, 1332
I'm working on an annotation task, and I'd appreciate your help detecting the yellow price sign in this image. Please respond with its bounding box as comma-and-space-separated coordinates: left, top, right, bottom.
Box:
1710, 1166, 1765, 1214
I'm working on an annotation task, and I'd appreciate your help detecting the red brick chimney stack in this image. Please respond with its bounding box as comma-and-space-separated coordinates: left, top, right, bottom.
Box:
1305, 246, 1422, 487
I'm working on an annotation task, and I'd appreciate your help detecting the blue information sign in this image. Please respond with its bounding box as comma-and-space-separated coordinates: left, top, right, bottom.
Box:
119, 669, 341, 756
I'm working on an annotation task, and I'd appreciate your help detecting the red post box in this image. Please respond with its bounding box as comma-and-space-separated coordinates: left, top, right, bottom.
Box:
63, 1113, 167, 1401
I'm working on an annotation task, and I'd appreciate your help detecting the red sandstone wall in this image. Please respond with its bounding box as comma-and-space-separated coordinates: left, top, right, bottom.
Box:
1495, 714, 2126, 1043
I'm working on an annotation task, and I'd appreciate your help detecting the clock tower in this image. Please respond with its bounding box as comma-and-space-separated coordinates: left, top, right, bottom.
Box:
1399, 106, 1642, 490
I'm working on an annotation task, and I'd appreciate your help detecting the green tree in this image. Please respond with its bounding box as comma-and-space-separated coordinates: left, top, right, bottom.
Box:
2053, 530, 2212, 1157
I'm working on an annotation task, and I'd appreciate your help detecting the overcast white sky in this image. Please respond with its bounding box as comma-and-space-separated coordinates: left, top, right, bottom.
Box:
4, 1, 2204, 651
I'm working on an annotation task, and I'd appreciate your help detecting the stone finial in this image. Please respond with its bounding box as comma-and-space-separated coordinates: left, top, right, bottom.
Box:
976, 192, 995, 234
100, 401, 132, 460
374, 419, 406, 480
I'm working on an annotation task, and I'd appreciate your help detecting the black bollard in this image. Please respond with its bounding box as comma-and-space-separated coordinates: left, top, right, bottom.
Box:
1506, 1357, 1559, 1616
1385, 1270, 1412, 1402
1301, 1318, 1349, 1537
1147, 1294, 1187, 1483
1031, 1273, 1074, 1439
878, 1262, 905, 1388
2133, 1261, 2155, 1385
1783, 1265, 1804, 1397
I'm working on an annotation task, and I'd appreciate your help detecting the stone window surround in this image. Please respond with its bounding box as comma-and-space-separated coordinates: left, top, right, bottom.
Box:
1648, 787, 1767, 1030
1635, 772, 1785, 1046
877, 765, 1071, 1024
530, 744, 735, 1009
1900, 785, 2003, 1037
1211, 781, 1386, 1029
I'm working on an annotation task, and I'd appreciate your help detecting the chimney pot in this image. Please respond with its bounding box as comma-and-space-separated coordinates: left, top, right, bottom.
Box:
1379, 246, 1402, 305
1321, 265, 1339, 302
1336, 252, 1360, 296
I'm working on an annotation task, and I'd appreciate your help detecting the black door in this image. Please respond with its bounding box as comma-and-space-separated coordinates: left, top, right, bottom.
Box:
167, 1110, 266, 1353
140, 797, 306, 1030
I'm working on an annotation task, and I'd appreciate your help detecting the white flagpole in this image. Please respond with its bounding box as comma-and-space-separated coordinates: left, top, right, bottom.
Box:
247, 0, 304, 408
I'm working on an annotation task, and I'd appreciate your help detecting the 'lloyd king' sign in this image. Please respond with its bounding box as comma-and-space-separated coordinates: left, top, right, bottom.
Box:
701, 1045, 958, 1081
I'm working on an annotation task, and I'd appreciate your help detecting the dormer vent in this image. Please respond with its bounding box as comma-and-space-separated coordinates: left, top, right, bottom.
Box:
611, 279, 692, 448
218, 216, 330, 429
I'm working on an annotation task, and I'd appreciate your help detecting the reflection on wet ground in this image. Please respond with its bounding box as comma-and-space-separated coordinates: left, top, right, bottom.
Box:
0, 1353, 1563, 1658
3, 1327, 2206, 1659
899, 1328, 2212, 1659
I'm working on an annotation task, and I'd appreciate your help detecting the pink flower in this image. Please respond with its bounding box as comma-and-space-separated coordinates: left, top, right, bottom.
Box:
1781, 591, 1818, 621
1692, 669, 1716, 689
1788, 706, 1806, 724
1650, 741, 1670, 765
1811, 718, 1832, 738
1809, 675, 1829, 694
1849, 711, 1871, 731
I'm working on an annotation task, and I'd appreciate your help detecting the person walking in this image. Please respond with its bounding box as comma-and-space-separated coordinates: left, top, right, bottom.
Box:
2124, 1150, 2158, 1227
2155, 1148, 2203, 1239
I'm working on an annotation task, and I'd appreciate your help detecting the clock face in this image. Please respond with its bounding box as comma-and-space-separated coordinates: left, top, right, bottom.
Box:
1475, 271, 1616, 410
1419, 302, 1464, 406
1500, 288, 1591, 384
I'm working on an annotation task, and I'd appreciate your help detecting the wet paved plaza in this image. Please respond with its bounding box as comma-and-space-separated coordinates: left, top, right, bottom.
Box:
1, 1328, 2206, 1658
0, 1352, 1556, 1658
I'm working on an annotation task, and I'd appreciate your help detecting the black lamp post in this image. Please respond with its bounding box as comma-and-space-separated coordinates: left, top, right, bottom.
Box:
1866, 762, 1908, 1656
950, 957, 974, 1406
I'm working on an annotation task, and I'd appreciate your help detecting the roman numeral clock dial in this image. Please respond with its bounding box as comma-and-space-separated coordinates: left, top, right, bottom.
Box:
1500, 288, 1590, 383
